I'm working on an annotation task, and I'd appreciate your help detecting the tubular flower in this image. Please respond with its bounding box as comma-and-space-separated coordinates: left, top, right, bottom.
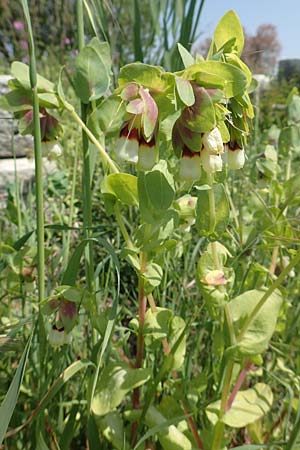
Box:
48, 325, 71, 347
227, 141, 245, 170
172, 81, 226, 179
116, 85, 158, 170
179, 147, 202, 181
201, 146, 223, 174
202, 127, 224, 155
41, 140, 63, 160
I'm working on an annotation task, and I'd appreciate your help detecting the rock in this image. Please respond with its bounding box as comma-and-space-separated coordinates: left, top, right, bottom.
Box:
0, 74, 33, 158
0, 157, 56, 207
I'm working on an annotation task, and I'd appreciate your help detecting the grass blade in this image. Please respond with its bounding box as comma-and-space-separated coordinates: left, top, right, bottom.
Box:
0, 334, 33, 445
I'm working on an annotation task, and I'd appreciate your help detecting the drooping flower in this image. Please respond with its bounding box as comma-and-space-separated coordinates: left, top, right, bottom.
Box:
226, 141, 245, 170
179, 146, 202, 181
116, 122, 139, 163
202, 127, 224, 155
41, 140, 63, 160
116, 85, 158, 170
59, 299, 78, 333
201, 146, 223, 173
48, 325, 71, 347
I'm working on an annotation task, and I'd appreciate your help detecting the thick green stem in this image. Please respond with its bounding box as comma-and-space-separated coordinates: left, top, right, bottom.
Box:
76, 0, 95, 295
21, 0, 44, 305
114, 201, 132, 248
207, 172, 237, 449
63, 143, 79, 269
132, 251, 147, 444
211, 360, 234, 450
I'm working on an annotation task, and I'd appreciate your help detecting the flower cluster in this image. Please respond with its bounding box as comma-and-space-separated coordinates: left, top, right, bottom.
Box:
116, 83, 158, 170
172, 83, 246, 181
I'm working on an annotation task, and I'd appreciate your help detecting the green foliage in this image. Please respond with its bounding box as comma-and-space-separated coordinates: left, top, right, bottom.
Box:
91, 363, 151, 416
2, 7, 300, 450
206, 383, 273, 428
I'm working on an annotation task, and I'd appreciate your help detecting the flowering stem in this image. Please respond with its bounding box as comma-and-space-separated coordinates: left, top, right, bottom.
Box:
207, 172, 238, 449
226, 360, 252, 411
76, 0, 95, 298
211, 360, 234, 450
270, 154, 292, 275
114, 201, 132, 248
70, 109, 119, 174
132, 250, 147, 444
21, 0, 44, 306
147, 293, 204, 449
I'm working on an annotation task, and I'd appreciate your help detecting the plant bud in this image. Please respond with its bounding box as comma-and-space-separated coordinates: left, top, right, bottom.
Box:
179, 147, 201, 181
175, 195, 197, 230
201, 147, 223, 173
203, 127, 224, 155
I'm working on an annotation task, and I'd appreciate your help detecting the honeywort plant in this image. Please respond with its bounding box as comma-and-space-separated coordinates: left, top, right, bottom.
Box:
2, 8, 300, 450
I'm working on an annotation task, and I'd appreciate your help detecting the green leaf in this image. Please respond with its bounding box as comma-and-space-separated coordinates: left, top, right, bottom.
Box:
144, 406, 193, 450
118, 63, 170, 93
181, 86, 216, 132
184, 61, 247, 98
97, 412, 130, 450
279, 125, 300, 155
177, 43, 195, 68
87, 95, 126, 138
73, 38, 111, 103
213, 10, 244, 56
11, 61, 54, 92
91, 363, 151, 417
206, 383, 273, 428
38, 92, 59, 108
196, 184, 229, 238
228, 289, 283, 357
143, 307, 173, 347
0, 334, 32, 445
169, 316, 186, 370
288, 93, 300, 124
143, 262, 163, 294
143, 160, 175, 210
175, 77, 195, 107
0, 88, 32, 113
102, 173, 138, 206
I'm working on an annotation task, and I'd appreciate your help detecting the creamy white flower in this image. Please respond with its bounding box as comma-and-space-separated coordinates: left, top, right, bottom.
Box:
138, 141, 156, 170
201, 147, 223, 173
115, 135, 139, 164
179, 153, 201, 181
41, 141, 63, 160
227, 148, 245, 170
48, 326, 71, 347
202, 127, 224, 155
